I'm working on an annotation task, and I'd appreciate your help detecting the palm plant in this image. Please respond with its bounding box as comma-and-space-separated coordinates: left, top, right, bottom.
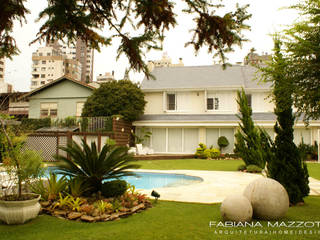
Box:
54, 139, 140, 193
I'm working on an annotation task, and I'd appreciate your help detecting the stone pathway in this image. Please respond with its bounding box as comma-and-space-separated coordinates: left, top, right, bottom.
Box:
136, 169, 320, 204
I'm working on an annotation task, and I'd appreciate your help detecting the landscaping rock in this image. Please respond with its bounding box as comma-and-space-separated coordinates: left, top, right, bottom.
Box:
220, 194, 253, 222
100, 214, 110, 221
243, 178, 289, 220
130, 203, 145, 213
68, 212, 83, 220
94, 216, 101, 222
53, 210, 67, 217
109, 213, 120, 221
92, 209, 100, 217
81, 215, 95, 222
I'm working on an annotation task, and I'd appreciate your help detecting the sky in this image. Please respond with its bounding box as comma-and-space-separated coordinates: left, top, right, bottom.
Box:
4, 0, 301, 92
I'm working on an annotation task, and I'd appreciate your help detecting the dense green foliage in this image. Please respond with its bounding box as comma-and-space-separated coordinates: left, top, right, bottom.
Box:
1, 197, 320, 240
82, 80, 146, 122
298, 141, 318, 161
280, 0, 320, 122
217, 136, 229, 152
20, 118, 51, 131
195, 143, 220, 159
246, 164, 262, 173
260, 40, 309, 204
101, 180, 128, 198
234, 89, 266, 168
54, 139, 140, 193
1, 1, 251, 77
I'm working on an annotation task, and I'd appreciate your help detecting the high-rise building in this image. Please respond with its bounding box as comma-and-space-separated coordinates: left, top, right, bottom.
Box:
147, 52, 184, 72
31, 44, 82, 90
61, 39, 94, 83
0, 58, 12, 93
96, 72, 115, 84
0, 58, 5, 82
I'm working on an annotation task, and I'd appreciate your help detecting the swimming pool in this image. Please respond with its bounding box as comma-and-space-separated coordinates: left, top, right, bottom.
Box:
46, 168, 203, 190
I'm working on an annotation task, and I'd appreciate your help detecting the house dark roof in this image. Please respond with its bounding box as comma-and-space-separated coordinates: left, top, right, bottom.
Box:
141, 65, 271, 90
21, 75, 96, 99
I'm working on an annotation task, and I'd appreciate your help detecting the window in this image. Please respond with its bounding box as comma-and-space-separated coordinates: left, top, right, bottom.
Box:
31, 81, 38, 86
167, 93, 176, 110
207, 98, 219, 110
41, 81, 45, 85
47, 53, 51, 56
42, 60, 46, 64
246, 94, 252, 108
39, 53, 43, 56
207, 98, 213, 110
33, 61, 39, 65
41, 67, 46, 71
40, 103, 58, 118
41, 74, 45, 78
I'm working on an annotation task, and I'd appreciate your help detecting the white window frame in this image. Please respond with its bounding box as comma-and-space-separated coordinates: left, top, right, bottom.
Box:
166, 92, 177, 111
40, 103, 58, 118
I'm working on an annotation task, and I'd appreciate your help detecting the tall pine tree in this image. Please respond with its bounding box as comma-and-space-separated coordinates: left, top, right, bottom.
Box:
260, 40, 309, 204
234, 89, 266, 168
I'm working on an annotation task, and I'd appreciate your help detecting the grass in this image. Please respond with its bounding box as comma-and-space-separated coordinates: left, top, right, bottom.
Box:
136, 159, 244, 171
306, 162, 320, 180
1, 197, 320, 240
136, 159, 320, 180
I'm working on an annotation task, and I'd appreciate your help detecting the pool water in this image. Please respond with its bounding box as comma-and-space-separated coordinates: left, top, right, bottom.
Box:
121, 172, 202, 189
46, 168, 202, 189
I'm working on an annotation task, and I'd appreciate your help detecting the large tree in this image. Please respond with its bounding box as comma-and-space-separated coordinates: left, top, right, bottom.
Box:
82, 80, 146, 121
260, 40, 309, 204
1, 1, 251, 77
234, 89, 266, 169
282, 0, 320, 122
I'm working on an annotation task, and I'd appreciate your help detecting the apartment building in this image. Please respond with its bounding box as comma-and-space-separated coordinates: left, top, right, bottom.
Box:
0, 58, 4, 82
61, 39, 94, 83
0, 58, 13, 93
96, 72, 115, 84
31, 45, 82, 90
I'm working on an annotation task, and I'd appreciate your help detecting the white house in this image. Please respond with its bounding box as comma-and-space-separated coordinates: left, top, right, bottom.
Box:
133, 65, 320, 154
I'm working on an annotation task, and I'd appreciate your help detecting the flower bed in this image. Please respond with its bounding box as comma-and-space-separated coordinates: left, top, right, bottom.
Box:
40, 192, 152, 222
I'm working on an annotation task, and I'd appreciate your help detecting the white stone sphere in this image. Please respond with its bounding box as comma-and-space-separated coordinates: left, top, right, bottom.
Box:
220, 194, 253, 222
243, 178, 289, 220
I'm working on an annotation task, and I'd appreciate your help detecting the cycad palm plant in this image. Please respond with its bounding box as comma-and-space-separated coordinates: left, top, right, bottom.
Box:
54, 139, 140, 193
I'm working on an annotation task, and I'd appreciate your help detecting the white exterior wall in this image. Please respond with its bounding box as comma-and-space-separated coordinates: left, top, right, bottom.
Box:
251, 92, 274, 112
144, 90, 273, 114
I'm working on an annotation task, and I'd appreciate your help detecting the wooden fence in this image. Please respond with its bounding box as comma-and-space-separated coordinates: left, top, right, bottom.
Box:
25, 117, 133, 162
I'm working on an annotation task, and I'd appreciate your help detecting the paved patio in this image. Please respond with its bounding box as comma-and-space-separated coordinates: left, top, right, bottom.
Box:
136, 169, 320, 203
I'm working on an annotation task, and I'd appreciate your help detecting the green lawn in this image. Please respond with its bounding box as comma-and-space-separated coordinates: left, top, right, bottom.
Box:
136, 159, 320, 180
306, 162, 320, 180
136, 159, 244, 171
1, 197, 320, 240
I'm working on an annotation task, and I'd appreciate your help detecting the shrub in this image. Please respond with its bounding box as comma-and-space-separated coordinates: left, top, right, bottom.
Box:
20, 118, 51, 131
195, 143, 220, 159
195, 143, 207, 158
298, 141, 318, 160
210, 148, 220, 158
237, 164, 247, 171
246, 165, 263, 173
101, 180, 128, 198
54, 139, 139, 194
217, 136, 229, 151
